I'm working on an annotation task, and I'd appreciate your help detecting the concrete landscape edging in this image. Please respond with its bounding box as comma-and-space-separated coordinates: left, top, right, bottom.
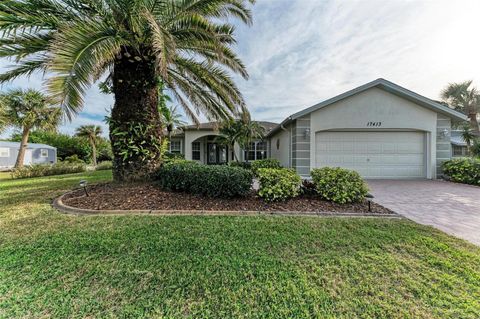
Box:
52, 191, 402, 218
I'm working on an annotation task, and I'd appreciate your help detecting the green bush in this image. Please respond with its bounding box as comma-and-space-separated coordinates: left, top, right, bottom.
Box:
95, 161, 113, 171
442, 158, 480, 185
228, 161, 252, 170
257, 168, 301, 202
64, 154, 85, 164
156, 162, 253, 198
11, 162, 86, 179
310, 167, 368, 204
251, 159, 281, 175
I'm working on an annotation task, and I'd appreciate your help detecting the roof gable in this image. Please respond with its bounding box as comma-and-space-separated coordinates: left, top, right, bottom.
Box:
288, 78, 467, 124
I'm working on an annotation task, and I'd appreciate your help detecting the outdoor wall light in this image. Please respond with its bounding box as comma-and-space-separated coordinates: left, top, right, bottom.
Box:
438, 128, 449, 139
304, 128, 311, 139
79, 180, 89, 197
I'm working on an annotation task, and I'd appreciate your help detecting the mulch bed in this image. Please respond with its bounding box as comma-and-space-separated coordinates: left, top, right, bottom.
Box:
62, 183, 393, 215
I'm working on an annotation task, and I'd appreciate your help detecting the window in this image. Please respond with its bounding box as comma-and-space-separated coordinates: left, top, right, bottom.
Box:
169, 140, 181, 154
452, 145, 468, 157
244, 141, 268, 161
0, 147, 9, 158
192, 142, 201, 160
40, 149, 49, 157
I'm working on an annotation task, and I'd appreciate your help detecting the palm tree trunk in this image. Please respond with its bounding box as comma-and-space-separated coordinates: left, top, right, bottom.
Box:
110, 47, 162, 181
468, 111, 480, 133
90, 137, 97, 166
14, 127, 30, 168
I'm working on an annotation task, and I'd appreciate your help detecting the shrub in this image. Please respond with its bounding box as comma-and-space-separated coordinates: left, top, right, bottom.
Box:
96, 161, 113, 171
310, 167, 368, 204
228, 161, 252, 170
251, 159, 281, 175
11, 162, 86, 179
257, 168, 301, 202
64, 154, 85, 164
442, 158, 480, 185
156, 162, 253, 198
163, 152, 185, 163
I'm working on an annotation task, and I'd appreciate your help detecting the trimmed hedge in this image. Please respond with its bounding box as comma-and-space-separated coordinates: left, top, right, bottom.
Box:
257, 168, 301, 202
95, 161, 113, 171
311, 167, 368, 204
11, 162, 86, 179
251, 159, 281, 175
442, 158, 480, 185
228, 161, 252, 170
156, 161, 253, 198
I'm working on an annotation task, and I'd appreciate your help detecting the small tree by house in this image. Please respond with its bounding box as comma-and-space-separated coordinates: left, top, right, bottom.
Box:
217, 112, 265, 162
441, 81, 480, 133
0, 89, 61, 168
75, 125, 103, 166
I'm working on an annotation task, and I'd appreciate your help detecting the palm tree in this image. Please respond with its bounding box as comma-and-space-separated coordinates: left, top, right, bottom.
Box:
0, 89, 61, 168
0, 0, 254, 181
441, 81, 480, 133
160, 105, 186, 141
75, 125, 103, 166
217, 111, 265, 162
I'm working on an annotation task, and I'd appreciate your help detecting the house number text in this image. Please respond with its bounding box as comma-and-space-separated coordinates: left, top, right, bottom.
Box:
367, 121, 382, 127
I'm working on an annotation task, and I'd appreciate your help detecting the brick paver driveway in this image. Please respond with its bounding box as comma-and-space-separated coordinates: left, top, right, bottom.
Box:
368, 180, 480, 245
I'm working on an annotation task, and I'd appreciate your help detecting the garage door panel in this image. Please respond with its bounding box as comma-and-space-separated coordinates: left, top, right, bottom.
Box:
315, 131, 425, 179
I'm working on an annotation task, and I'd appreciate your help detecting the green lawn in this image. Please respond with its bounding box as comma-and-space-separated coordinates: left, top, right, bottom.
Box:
0, 171, 479, 318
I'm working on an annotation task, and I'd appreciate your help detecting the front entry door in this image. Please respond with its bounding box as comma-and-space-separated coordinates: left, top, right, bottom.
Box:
207, 143, 228, 164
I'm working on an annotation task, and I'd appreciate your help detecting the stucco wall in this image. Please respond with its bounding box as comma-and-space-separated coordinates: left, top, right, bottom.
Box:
309, 87, 439, 179
268, 123, 291, 168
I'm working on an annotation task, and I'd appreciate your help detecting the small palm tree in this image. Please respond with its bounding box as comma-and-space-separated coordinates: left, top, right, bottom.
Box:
0, 89, 61, 167
75, 125, 103, 166
0, 0, 254, 181
441, 81, 480, 133
217, 111, 265, 162
160, 105, 186, 141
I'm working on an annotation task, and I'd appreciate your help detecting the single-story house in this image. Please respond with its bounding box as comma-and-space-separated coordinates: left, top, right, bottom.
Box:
0, 141, 57, 170
171, 78, 467, 179
170, 121, 278, 164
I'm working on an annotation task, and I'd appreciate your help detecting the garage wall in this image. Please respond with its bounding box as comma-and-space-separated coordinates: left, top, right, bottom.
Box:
292, 115, 311, 177
309, 87, 438, 179
436, 114, 452, 178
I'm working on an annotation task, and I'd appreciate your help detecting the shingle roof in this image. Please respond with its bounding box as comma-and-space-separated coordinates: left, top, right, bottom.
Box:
0, 141, 56, 149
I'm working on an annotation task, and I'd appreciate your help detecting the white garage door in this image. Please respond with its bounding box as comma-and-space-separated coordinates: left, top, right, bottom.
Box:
315, 131, 425, 179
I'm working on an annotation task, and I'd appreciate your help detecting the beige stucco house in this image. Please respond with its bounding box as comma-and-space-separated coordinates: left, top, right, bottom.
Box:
170, 78, 467, 179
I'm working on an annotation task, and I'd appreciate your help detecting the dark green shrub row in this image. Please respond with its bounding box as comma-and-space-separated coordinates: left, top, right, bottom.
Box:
156, 161, 253, 198
257, 168, 301, 202
442, 158, 480, 185
228, 161, 252, 170
311, 167, 368, 204
95, 161, 113, 171
11, 162, 86, 179
251, 159, 281, 175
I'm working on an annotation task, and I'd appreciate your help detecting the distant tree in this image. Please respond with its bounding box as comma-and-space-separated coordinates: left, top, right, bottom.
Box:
441, 81, 480, 133
160, 105, 186, 141
0, 89, 61, 167
75, 125, 103, 166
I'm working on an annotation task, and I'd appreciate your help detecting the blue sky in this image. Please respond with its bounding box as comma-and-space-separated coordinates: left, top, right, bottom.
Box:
1, 0, 480, 138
